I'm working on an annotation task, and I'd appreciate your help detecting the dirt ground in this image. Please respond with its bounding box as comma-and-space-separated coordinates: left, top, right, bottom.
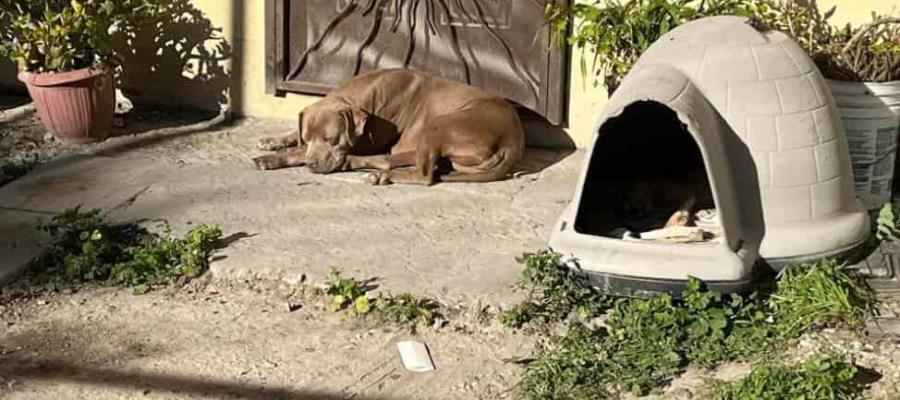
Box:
0, 277, 532, 400
3, 278, 900, 400
3, 98, 900, 399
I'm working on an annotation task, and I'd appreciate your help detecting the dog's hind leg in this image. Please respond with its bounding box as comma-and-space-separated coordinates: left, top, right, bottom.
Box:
253, 146, 308, 170
257, 130, 299, 151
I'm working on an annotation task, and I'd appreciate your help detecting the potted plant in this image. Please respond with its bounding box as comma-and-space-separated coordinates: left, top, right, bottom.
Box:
821, 15, 899, 209
0, 0, 162, 144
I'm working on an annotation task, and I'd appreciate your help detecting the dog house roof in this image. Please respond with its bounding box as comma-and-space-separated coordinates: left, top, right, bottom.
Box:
604, 16, 869, 261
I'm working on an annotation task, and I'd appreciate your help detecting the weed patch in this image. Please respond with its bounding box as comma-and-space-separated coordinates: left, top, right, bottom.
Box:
27, 208, 222, 294
508, 252, 877, 398
709, 355, 863, 400
771, 259, 877, 337
500, 250, 608, 329
516, 276, 772, 397
514, 324, 611, 400
324, 268, 443, 331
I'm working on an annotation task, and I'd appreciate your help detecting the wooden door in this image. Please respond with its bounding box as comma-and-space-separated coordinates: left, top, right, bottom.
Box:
266, 0, 568, 125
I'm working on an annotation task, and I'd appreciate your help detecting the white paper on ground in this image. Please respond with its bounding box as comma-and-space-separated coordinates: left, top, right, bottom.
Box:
397, 340, 435, 373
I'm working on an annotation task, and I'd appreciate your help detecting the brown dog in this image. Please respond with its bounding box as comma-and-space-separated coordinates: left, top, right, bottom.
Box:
252, 69, 525, 185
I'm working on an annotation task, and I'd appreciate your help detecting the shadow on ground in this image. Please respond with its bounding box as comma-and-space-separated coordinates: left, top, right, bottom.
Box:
0, 322, 399, 400
0, 95, 30, 112
0, 358, 397, 400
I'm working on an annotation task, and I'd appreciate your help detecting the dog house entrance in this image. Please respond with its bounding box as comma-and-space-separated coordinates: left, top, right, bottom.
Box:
574, 101, 721, 244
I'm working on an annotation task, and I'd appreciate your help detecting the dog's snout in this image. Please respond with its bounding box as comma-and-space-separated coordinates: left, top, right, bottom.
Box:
307, 157, 334, 174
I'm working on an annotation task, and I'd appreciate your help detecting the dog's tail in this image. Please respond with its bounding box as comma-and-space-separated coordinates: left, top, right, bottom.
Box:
440, 142, 523, 183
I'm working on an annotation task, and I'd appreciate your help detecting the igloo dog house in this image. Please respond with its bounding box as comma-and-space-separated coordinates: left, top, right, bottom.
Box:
550, 16, 870, 294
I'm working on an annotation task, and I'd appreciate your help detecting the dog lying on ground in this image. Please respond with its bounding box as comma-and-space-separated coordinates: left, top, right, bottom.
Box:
252, 69, 525, 185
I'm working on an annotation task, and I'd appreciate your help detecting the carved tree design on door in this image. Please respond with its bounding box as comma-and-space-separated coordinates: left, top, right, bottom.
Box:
266, 0, 568, 125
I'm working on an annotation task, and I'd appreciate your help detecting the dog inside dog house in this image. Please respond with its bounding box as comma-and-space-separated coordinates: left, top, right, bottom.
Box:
550, 16, 872, 296
574, 101, 718, 241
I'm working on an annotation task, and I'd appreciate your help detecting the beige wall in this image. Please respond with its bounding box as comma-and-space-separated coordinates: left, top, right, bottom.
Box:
2, 0, 896, 147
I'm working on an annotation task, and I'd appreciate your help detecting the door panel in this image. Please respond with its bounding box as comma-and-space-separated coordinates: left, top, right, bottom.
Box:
266, 0, 568, 125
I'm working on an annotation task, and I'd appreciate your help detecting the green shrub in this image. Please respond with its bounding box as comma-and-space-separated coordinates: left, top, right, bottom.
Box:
546, 0, 899, 90
545, 0, 764, 91
27, 208, 222, 294
501, 250, 608, 329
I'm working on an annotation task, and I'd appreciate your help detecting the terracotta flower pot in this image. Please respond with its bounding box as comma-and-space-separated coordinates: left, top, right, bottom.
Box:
18, 66, 116, 145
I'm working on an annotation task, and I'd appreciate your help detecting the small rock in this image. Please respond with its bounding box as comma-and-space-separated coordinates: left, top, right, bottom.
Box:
716, 362, 753, 381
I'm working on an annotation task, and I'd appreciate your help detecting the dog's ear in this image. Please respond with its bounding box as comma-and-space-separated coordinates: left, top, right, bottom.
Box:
348, 107, 369, 137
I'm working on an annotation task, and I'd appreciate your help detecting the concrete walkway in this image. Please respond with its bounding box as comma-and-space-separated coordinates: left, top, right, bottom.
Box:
0, 118, 581, 304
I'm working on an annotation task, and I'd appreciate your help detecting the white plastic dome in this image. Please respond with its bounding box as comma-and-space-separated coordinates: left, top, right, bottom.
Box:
550, 16, 869, 293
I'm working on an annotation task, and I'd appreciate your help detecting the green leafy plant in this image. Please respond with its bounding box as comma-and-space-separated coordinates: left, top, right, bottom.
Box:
514, 275, 773, 397
509, 251, 877, 399
324, 268, 443, 330
876, 199, 900, 241
770, 259, 877, 338
545, 0, 764, 91
501, 250, 608, 329
709, 355, 863, 400
324, 268, 372, 314
514, 324, 612, 400
0, 0, 165, 73
546, 0, 899, 90
27, 207, 222, 294
680, 279, 772, 367
374, 292, 442, 329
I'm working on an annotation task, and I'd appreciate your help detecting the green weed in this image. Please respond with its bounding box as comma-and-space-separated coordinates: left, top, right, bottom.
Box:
876, 202, 898, 241
27, 208, 222, 294
770, 259, 876, 338
516, 276, 772, 397
501, 250, 608, 329
324, 268, 443, 331
509, 252, 877, 399
324, 267, 372, 314
515, 324, 611, 400
709, 355, 863, 400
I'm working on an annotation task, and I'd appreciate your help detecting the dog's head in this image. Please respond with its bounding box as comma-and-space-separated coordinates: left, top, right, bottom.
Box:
299, 99, 368, 174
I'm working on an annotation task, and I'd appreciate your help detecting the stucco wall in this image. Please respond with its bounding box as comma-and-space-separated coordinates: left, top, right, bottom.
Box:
1, 0, 896, 147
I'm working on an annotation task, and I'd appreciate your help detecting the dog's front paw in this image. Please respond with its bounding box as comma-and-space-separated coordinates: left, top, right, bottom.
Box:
257, 137, 285, 151
366, 171, 393, 186
253, 155, 281, 170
